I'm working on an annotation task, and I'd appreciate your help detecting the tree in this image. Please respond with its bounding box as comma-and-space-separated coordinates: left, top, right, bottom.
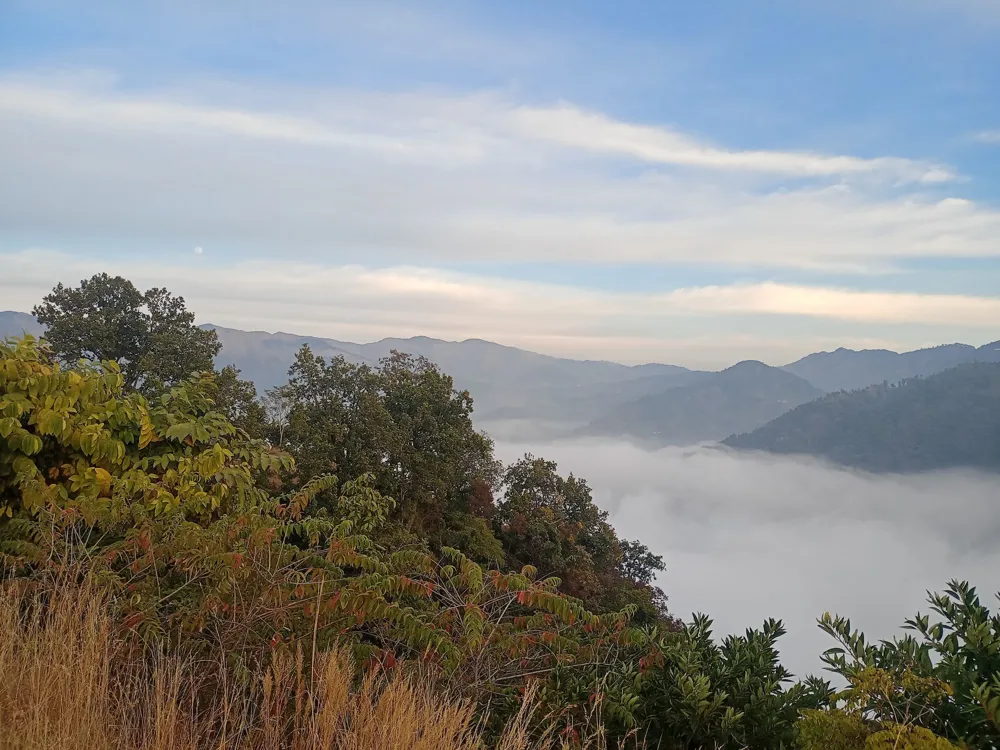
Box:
213, 364, 268, 438
271, 346, 502, 558
33, 274, 220, 394
497, 455, 670, 624
817, 580, 1000, 749
619, 539, 665, 587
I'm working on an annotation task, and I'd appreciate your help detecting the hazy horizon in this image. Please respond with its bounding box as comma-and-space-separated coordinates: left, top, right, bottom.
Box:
3, 307, 998, 372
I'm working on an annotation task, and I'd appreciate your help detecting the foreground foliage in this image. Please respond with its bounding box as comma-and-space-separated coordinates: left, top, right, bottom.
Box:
0, 582, 573, 750
0, 336, 647, 739
803, 580, 1000, 749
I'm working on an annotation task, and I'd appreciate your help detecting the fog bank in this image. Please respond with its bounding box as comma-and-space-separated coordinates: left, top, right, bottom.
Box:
494, 440, 1000, 678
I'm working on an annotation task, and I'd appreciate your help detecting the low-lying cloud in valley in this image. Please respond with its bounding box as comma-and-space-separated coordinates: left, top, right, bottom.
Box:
495, 439, 1000, 679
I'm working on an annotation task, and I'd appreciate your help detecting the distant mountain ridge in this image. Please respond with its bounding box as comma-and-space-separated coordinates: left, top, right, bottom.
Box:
579, 360, 823, 445
781, 341, 1000, 392
4, 310, 999, 448
724, 363, 1000, 472
204, 324, 698, 438
0, 312, 44, 339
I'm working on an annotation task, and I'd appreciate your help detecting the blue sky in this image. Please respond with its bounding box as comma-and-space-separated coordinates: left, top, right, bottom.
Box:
1, 0, 999, 366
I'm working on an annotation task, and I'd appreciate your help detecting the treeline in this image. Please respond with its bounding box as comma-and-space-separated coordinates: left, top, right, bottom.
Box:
1, 274, 999, 749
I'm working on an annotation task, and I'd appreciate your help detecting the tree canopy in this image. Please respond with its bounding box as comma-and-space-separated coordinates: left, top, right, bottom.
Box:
33, 273, 221, 395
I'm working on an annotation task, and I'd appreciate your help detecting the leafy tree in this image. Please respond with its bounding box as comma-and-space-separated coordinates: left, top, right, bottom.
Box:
271, 345, 501, 559
33, 274, 220, 394
815, 580, 1000, 748
632, 615, 832, 749
214, 364, 268, 438
619, 539, 665, 587
496, 455, 669, 624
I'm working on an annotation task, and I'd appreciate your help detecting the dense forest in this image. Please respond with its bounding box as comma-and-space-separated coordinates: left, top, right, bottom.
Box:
724, 363, 1000, 472
2, 274, 999, 749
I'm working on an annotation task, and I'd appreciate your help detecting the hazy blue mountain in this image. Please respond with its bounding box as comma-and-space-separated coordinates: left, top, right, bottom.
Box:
10, 311, 1000, 450
581, 360, 823, 445
0, 311, 45, 339
782, 341, 1000, 392
0, 314, 697, 434
207, 324, 699, 437
724, 362, 1000, 472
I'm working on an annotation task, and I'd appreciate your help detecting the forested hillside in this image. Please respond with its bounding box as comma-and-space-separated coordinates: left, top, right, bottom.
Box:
725, 363, 1000, 472
782, 341, 1000, 392
4, 276, 1000, 749
582, 360, 822, 444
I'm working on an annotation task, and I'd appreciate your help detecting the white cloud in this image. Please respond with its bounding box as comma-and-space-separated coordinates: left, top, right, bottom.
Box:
0, 80, 497, 167
0, 77, 952, 182
2, 250, 997, 367
0, 75, 994, 272
667, 281, 1000, 325
973, 130, 1000, 143
509, 104, 954, 182
494, 441, 1000, 677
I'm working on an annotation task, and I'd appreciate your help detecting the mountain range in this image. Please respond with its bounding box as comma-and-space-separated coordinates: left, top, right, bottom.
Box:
725, 363, 1000, 472
782, 341, 1000, 392
580, 360, 822, 445
3, 310, 999, 456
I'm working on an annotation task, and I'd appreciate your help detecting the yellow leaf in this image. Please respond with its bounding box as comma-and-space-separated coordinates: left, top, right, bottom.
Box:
138, 407, 159, 449
94, 467, 113, 497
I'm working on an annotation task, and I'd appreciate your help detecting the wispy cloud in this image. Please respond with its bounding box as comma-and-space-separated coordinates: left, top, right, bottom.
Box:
509, 104, 954, 182
0, 75, 995, 273
2, 250, 996, 366
972, 130, 1000, 143
0, 77, 953, 181
667, 281, 1000, 325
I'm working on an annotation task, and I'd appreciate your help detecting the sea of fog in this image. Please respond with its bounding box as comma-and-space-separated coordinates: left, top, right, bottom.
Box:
493, 439, 1000, 679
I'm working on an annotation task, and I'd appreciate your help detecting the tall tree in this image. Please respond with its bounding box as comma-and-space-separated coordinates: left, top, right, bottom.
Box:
271, 345, 501, 557
33, 274, 220, 394
497, 454, 669, 622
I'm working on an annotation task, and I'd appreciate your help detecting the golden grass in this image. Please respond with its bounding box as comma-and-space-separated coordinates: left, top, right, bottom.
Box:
0, 582, 603, 750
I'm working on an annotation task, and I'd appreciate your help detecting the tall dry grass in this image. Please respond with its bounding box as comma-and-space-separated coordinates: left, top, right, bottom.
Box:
0, 582, 602, 750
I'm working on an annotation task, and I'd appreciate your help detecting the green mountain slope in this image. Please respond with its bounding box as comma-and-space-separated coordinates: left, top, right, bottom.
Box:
724, 362, 1000, 472
581, 360, 823, 445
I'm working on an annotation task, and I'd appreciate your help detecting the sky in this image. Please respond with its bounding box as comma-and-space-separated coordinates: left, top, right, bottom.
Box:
1, 0, 999, 368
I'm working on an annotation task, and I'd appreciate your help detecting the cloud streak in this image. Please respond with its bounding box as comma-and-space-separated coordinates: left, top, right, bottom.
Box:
1, 76, 997, 272
510, 104, 954, 182
0, 79, 952, 182
2, 249, 998, 366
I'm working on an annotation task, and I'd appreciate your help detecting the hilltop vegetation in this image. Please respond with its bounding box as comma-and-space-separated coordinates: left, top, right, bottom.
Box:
725, 363, 1000, 472
2, 274, 1000, 748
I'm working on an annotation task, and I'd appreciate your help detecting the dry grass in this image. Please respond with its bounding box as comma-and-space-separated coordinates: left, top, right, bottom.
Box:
0, 582, 605, 750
